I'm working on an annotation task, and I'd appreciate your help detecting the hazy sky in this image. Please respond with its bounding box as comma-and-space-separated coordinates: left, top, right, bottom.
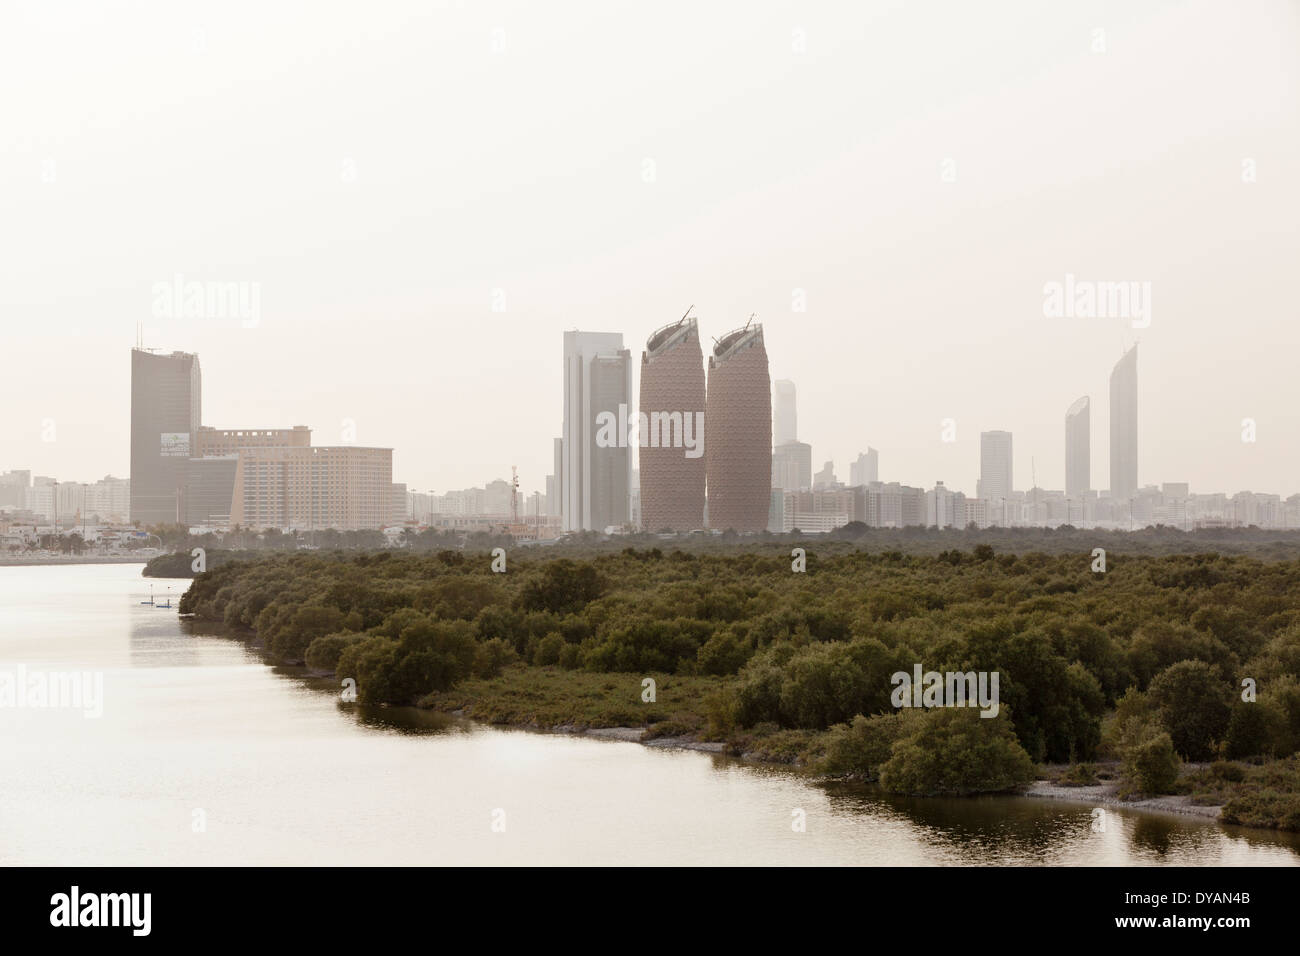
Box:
3, 0, 1297, 498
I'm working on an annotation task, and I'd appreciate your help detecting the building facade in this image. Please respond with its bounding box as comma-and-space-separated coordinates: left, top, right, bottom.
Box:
849, 449, 879, 487
705, 324, 771, 531
1065, 395, 1090, 497
639, 317, 706, 531
228, 445, 393, 531
562, 331, 632, 532
130, 348, 201, 525
979, 430, 1013, 502
772, 441, 812, 493
773, 379, 798, 446
1110, 345, 1138, 501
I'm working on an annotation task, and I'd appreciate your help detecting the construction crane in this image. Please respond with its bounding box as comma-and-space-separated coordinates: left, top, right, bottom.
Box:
511, 466, 519, 524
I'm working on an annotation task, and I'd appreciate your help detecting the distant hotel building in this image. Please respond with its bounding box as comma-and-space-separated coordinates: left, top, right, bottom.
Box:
1065, 396, 1090, 497
705, 324, 771, 531
562, 331, 632, 532
639, 316, 706, 531
128, 348, 395, 532
130, 348, 201, 525
187, 426, 316, 527
196, 425, 312, 456
1110, 345, 1139, 502
229, 445, 393, 531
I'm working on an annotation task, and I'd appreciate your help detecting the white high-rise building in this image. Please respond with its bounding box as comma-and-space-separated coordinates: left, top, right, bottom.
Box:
979, 430, 1013, 502
1110, 345, 1138, 502
849, 448, 878, 487
771, 441, 812, 493
1065, 396, 1090, 498
773, 379, 798, 446
562, 331, 632, 532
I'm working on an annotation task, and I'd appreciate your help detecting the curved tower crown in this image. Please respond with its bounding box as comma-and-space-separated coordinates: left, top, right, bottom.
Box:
639, 317, 706, 531
705, 323, 771, 532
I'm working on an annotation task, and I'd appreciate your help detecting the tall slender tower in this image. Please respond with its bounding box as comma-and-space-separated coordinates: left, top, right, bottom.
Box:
705, 323, 771, 531
639, 316, 706, 531
1065, 395, 1090, 497
1109, 345, 1138, 501
978, 430, 1013, 501
130, 348, 201, 526
562, 331, 631, 532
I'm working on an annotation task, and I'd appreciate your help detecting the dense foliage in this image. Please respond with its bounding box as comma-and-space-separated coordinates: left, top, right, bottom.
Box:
179, 544, 1300, 798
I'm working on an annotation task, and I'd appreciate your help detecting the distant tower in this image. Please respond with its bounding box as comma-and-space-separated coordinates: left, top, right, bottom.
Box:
706, 322, 771, 531
979, 430, 1013, 501
639, 314, 706, 531
849, 448, 878, 487
562, 331, 631, 532
1109, 345, 1138, 501
1065, 396, 1090, 497
130, 348, 201, 526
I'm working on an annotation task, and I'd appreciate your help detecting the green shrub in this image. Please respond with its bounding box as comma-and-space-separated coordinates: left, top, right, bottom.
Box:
1225, 697, 1286, 759
878, 708, 1036, 796
1148, 660, 1231, 760
557, 643, 582, 670
1058, 762, 1100, 786
1211, 760, 1246, 783
304, 631, 366, 672
820, 712, 920, 779
473, 637, 517, 678
533, 632, 565, 667
1123, 730, 1181, 795
696, 628, 752, 676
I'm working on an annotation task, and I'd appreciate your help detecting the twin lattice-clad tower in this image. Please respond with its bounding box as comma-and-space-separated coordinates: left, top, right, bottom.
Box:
638, 317, 771, 532
639, 318, 707, 531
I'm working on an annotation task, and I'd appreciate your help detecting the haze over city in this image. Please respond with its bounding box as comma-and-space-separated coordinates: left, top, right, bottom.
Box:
3, 0, 1298, 500
8, 0, 1300, 911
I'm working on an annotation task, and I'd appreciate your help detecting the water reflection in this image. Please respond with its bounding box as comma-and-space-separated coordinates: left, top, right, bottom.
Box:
6, 565, 1297, 866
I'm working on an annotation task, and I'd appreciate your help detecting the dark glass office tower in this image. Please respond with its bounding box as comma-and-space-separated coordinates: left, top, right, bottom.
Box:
130, 348, 201, 526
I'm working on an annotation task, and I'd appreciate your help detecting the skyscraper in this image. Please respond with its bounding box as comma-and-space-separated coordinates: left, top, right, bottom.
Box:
773, 379, 798, 446
130, 348, 201, 525
1065, 395, 1090, 497
978, 430, 1013, 502
639, 316, 706, 531
546, 437, 562, 518
706, 323, 771, 531
771, 440, 812, 493
1110, 345, 1138, 501
849, 448, 879, 487
562, 331, 632, 532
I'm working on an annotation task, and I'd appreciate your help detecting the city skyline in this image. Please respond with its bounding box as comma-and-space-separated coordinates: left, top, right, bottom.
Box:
3, 2, 1296, 499
4, 329, 1300, 527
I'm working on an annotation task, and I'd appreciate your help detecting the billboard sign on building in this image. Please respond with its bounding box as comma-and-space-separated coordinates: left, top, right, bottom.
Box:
160, 432, 191, 457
